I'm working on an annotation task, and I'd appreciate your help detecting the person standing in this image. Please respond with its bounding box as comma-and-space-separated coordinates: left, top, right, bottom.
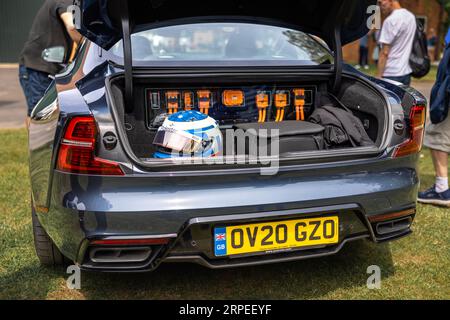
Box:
418, 42, 450, 207
428, 28, 437, 48
356, 35, 369, 70
19, 0, 82, 124
377, 0, 416, 86
372, 30, 381, 67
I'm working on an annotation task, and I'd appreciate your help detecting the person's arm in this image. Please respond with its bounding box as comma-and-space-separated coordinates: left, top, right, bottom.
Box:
60, 12, 83, 44
377, 43, 390, 78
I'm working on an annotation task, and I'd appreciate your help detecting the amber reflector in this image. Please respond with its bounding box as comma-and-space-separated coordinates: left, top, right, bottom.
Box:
91, 238, 172, 246
368, 208, 416, 223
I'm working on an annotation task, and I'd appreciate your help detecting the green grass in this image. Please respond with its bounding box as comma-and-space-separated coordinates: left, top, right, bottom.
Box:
353, 64, 438, 83
0, 129, 448, 300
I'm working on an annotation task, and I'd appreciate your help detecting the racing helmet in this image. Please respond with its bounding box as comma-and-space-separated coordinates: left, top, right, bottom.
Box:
153, 111, 223, 159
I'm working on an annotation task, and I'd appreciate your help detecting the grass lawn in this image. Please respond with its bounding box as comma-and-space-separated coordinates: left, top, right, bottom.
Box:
0, 129, 448, 300
353, 64, 438, 83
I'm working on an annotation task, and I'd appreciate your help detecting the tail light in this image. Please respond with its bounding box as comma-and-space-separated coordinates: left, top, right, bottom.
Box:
57, 116, 124, 176
393, 105, 426, 158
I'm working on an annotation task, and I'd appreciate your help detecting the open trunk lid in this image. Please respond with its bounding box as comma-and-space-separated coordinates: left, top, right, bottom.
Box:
76, 0, 377, 110
76, 0, 376, 50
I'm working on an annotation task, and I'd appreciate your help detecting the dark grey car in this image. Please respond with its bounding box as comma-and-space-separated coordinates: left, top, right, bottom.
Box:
29, 0, 426, 272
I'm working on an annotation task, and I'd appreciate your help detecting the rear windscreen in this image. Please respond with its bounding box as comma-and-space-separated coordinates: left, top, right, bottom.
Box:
108, 23, 333, 66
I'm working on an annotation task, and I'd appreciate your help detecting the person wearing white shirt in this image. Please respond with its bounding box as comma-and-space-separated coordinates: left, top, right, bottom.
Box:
377, 0, 416, 85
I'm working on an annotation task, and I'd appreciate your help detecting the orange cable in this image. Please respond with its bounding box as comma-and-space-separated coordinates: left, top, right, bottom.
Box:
275, 109, 280, 122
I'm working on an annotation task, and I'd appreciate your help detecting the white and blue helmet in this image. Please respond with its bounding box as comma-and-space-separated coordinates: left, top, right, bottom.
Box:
153, 111, 223, 159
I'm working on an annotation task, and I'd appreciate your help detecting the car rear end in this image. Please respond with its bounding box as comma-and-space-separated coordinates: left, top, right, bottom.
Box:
45, 79, 424, 271
32, 0, 427, 271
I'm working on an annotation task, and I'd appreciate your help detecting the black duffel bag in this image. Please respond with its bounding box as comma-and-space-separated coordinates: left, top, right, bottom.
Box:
233, 121, 325, 156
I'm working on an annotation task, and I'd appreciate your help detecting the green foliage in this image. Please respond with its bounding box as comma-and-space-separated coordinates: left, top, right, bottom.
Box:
438, 0, 450, 28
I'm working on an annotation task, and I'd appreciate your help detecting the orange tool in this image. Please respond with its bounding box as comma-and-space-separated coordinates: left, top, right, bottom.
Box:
197, 90, 212, 115
183, 92, 194, 111
166, 91, 180, 115
223, 90, 245, 107
293, 89, 306, 121
275, 91, 289, 122
256, 91, 270, 123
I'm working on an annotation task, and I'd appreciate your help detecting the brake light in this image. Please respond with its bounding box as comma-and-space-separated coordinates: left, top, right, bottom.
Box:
57, 116, 124, 176
393, 105, 426, 158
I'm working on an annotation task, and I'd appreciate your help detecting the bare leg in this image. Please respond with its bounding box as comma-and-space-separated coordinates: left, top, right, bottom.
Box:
431, 149, 448, 178
418, 149, 450, 204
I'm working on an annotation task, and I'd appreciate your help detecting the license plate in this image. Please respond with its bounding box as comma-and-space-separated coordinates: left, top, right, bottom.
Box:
214, 216, 339, 257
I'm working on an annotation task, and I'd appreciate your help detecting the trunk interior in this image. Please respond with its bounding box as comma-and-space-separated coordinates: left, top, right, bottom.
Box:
108, 73, 387, 162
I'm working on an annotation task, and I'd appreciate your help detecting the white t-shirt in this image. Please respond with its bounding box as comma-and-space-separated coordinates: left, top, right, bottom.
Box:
379, 8, 416, 77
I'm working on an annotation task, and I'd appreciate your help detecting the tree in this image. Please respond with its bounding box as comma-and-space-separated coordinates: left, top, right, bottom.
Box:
438, 0, 450, 29
436, 0, 450, 59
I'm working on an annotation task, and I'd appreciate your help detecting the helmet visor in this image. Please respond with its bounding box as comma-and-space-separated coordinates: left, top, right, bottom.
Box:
153, 127, 203, 153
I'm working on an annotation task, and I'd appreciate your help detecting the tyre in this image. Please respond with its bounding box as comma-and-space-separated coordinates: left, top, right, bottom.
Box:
32, 205, 69, 267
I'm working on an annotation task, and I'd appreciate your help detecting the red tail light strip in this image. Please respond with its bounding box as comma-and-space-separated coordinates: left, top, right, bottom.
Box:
90, 237, 175, 246
368, 208, 416, 223
57, 116, 124, 176
393, 105, 426, 158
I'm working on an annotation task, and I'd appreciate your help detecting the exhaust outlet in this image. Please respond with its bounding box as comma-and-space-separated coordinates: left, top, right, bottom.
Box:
89, 247, 153, 264
376, 217, 413, 236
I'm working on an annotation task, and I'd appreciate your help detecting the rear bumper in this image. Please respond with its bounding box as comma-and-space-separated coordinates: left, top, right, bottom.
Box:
78, 204, 414, 272
40, 155, 419, 272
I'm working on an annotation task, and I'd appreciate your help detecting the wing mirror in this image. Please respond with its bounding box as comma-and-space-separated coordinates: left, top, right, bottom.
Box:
41, 46, 66, 64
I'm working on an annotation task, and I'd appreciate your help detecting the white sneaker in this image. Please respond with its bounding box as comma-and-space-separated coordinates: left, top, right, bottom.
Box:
355, 65, 361, 70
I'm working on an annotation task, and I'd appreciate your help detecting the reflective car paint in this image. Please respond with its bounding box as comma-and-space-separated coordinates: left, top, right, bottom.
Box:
29, 38, 426, 271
